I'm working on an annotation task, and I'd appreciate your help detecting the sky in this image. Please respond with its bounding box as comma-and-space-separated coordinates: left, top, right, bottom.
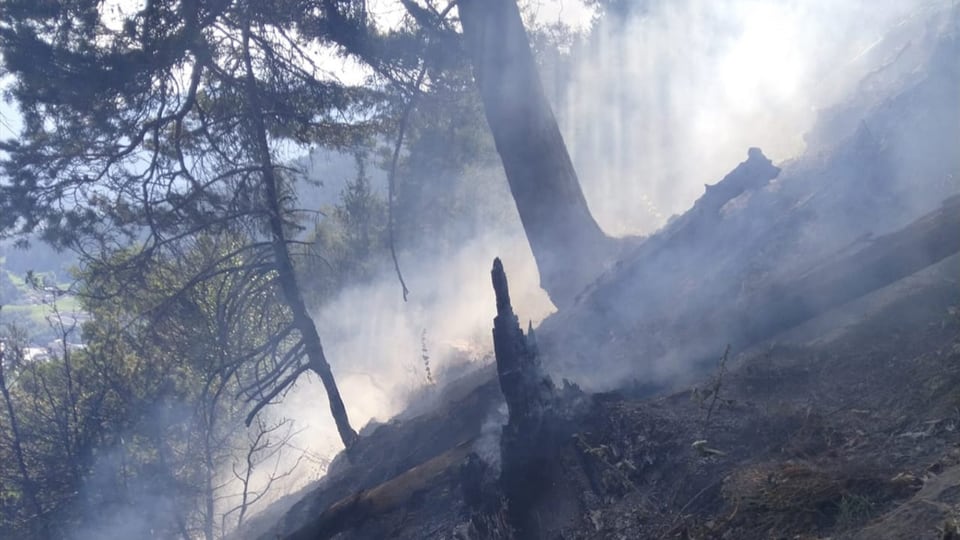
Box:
0, 76, 18, 139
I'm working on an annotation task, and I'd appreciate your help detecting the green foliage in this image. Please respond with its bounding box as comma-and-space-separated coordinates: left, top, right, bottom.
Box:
0, 319, 102, 537
300, 154, 389, 305
0, 270, 23, 305
0, 241, 76, 282
391, 66, 514, 252
0, 303, 46, 327
0, 0, 392, 252
0, 0, 414, 453
0, 235, 306, 538
0, 278, 83, 343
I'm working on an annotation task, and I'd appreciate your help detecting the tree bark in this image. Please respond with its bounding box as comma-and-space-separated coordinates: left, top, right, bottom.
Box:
458, 0, 614, 308
491, 258, 553, 430
241, 20, 358, 449
490, 258, 556, 537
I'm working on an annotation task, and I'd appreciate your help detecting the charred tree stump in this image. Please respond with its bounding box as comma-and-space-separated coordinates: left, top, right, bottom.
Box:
492, 258, 555, 425
491, 258, 556, 536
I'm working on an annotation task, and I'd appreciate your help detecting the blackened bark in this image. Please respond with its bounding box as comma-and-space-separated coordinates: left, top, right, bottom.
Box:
491, 258, 554, 426
240, 21, 357, 449
460, 453, 513, 539
490, 258, 556, 536
541, 189, 960, 391
460, 0, 614, 308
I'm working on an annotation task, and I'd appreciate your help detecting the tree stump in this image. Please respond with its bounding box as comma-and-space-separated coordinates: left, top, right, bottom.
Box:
491, 258, 556, 536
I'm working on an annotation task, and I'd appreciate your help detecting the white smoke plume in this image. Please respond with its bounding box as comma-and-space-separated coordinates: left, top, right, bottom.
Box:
559, 0, 938, 235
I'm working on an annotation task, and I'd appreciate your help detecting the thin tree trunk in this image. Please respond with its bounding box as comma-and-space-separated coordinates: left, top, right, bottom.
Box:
240, 21, 358, 448
458, 0, 615, 308
202, 406, 215, 540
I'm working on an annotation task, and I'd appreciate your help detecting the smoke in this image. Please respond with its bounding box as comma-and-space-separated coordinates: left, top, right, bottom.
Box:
68, 400, 199, 540
474, 403, 509, 474
274, 228, 552, 473
537, 0, 960, 393
558, 0, 939, 236
261, 0, 959, 485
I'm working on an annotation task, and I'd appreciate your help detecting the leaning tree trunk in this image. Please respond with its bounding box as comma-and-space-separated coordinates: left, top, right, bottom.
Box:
458, 0, 615, 308
241, 21, 358, 449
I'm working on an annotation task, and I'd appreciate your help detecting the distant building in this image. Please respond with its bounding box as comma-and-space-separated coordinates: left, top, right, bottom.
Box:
23, 347, 50, 363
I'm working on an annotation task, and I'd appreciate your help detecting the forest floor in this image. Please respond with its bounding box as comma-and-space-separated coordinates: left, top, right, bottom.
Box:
246, 252, 960, 540
558, 257, 960, 540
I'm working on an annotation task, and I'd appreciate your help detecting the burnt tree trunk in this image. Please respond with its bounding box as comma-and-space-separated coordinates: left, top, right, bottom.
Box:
491, 258, 556, 536
459, 0, 615, 308
491, 258, 554, 427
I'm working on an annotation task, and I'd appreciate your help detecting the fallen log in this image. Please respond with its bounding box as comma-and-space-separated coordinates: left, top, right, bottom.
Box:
729, 193, 960, 348
281, 441, 474, 540
543, 192, 960, 386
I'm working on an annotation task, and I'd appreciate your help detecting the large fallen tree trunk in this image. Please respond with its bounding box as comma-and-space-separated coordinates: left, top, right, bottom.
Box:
490, 258, 557, 536
728, 192, 960, 347
458, 0, 615, 308
543, 191, 960, 385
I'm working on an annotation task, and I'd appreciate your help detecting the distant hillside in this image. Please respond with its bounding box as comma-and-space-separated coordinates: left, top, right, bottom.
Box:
0, 241, 82, 344
0, 238, 77, 282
